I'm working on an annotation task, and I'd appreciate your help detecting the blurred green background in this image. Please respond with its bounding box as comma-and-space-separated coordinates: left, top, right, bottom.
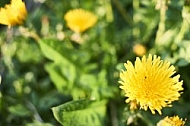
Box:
0, 0, 190, 126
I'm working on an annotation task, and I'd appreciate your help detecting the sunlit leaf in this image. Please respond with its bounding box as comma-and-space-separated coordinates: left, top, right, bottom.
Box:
26, 120, 53, 126
38, 39, 70, 63
8, 104, 31, 117
52, 99, 107, 126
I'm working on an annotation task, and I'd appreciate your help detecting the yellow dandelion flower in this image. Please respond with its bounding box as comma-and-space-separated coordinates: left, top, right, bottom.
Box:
119, 54, 183, 115
129, 100, 138, 110
133, 44, 146, 56
157, 116, 186, 126
64, 8, 97, 33
0, 0, 27, 28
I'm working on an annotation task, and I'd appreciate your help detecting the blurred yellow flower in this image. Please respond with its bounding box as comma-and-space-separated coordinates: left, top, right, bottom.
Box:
64, 9, 97, 33
119, 54, 183, 114
133, 44, 146, 56
129, 100, 138, 110
0, 0, 27, 28
157, 116, 185, 126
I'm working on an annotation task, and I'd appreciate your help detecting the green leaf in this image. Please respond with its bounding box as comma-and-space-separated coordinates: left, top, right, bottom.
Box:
45, 62, 87, 99
52, 99, 107, 126
176, 58, 189, 67
26, 120, 53, 126
45, 63, 76, 93
16, 39, 43, 63
38, 39, 67, 62
8, 104, 31, 117
38, 39, 79, 69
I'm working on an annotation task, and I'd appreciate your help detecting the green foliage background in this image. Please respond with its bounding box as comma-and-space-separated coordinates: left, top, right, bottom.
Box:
0, 0, 190, 126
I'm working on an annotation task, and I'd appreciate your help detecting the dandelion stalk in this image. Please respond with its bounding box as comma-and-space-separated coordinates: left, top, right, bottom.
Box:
26, 101, 44, 122
133, 0, 140, 40
112, 0, 132, 24
6, 27, 13, 43
110, 102, 118, 126
155, 0, 167, 45
175, 2, 190, 45
175, 19, 189, 45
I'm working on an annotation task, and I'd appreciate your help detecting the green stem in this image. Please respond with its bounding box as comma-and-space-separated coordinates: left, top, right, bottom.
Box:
6, 27, 13, 43
110, 102, 118, 126
112, 0, 132, 24
26, 101, 44, 122
155, 0, 167, 45
175, 19, 189, 45
133, 0, 140, 40
105, 0, 114, 22
175, 5, 190, 45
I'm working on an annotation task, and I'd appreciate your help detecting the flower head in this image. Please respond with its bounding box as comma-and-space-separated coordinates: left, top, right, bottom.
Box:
129, 100, 138, 110
157, 116, 186, 126
119, 54, 183, 114
133, 44, 146, 56
64, 8, 97, 33
0, 0, 27, 28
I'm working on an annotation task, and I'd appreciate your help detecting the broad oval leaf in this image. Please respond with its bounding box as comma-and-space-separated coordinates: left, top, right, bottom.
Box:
52, 99, 107, 126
